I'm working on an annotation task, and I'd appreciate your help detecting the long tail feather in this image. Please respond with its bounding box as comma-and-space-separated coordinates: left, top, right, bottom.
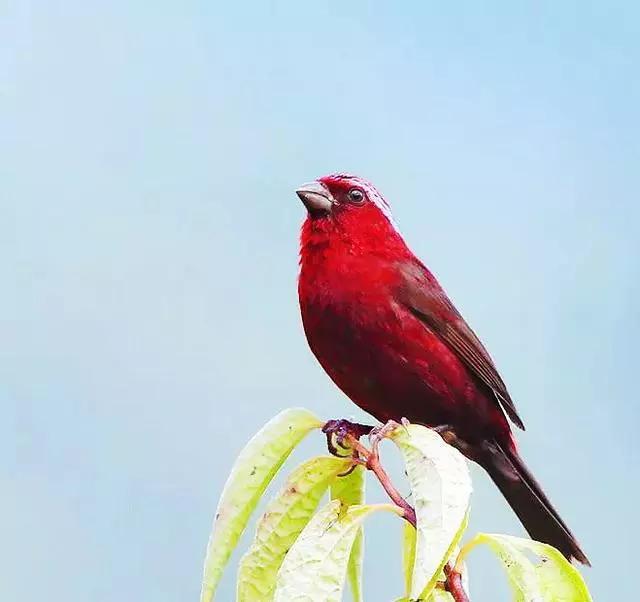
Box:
477, 441, 590, 565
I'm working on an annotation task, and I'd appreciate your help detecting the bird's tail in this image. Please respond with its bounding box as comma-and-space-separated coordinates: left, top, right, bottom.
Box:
477, 440, 590, 565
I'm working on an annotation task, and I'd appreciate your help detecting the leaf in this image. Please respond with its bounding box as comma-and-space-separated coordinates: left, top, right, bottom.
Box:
236, 456, 350, 602
273, 500, 400, 602
331, 465, 365, 602
390, 424, 472, 600
200, 408, 323, 602
330, 463, 365, 507
428, 589, 455, 601
395, 589, 453, 602
400, 533, 464, 601
395, 587, 454, 602
401, 522, 416, 598
463, 533, 592, 602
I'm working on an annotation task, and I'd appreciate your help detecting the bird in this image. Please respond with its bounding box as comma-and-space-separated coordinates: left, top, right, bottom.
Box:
295, 173, 589, 565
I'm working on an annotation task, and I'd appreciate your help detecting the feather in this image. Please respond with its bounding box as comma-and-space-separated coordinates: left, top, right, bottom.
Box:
397, 261, 525, 430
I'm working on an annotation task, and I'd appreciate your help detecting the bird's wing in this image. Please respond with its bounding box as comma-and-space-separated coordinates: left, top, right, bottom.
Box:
396, 262, 525, 430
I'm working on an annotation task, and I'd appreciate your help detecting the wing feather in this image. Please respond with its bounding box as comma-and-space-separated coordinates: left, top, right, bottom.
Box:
397, 263, 525, 430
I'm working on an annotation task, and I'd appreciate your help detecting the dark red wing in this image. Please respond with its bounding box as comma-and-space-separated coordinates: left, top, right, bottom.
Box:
396, 262, 525, 430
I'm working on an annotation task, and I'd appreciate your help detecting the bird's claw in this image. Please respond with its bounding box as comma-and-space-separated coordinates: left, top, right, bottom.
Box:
432, 424, 477, 458
432, 423, 458, 445
362, 420, 402, 470
368, 420, 402, 449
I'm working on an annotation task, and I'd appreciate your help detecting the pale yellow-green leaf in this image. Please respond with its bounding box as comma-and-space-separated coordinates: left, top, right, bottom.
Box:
395, 587, 454, 602
420, 544, 469, 602
330, 463, 365, 506
273, 501, 400, 602
237, 455, 350, 602
390, 424, 472, 600
424, 544, 468, 602
200, 408, 322, 602
429, 589, 455, 601
331, 465, 365, 602
397, 545, 465, 602
401, 522, 416, 598
394, 591, 454, 602
464, 533, 592, 602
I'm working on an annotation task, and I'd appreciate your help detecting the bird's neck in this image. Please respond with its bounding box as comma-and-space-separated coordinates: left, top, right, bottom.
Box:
299, 214, 411, 264
298, 216, 416, 309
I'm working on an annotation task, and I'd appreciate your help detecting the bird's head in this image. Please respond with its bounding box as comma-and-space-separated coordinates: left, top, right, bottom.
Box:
296, 173, 405, 253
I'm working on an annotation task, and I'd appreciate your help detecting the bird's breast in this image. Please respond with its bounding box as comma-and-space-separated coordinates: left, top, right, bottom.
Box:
299, 271, 478, 426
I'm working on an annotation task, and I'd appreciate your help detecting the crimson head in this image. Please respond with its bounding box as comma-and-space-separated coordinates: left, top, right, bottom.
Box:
295, 174, 403, 245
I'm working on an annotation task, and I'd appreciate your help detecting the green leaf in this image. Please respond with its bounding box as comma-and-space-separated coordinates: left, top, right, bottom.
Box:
401, 522, 416, 598
236, 456, 350, 602
395, 588, 454, 602
395, 589, 454, 602
273, 500, 400, 602
330, 463, 365, 507
331, 465, 365, 602
390, 424, 472, 600
400, 534, 463, 601
463, 533, 592, 602
428, 589, 455, 601
200, 408, 323, 602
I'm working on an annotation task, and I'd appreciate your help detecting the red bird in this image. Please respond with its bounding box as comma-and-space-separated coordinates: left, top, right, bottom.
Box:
296, 173, 588, 564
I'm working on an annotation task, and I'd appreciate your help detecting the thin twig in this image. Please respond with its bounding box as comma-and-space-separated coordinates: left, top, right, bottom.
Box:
343, 433, 416, 526
444, 564, 469, 602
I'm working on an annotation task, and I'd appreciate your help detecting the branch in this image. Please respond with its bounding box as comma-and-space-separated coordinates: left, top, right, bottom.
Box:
336, 428, 469, 602
444, 564, 469, 602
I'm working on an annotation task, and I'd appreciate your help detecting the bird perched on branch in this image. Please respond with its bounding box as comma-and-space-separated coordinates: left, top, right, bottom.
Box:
296, 173, 588, 565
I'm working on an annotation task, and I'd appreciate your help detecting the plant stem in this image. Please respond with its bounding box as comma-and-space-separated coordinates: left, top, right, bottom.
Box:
344, 433, 416, 527
444, 564, 469, 602
342, 431, 470, 601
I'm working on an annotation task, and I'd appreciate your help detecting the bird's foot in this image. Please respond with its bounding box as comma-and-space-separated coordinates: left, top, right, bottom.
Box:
324, 419, 417, 525
368, 420, 402, 454
431, 424, 458, 445
431, 424, 476, 458
363, 419, 404, 474
322, 419, 374, 458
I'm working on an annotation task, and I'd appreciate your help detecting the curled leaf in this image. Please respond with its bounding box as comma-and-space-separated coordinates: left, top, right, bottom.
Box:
459, 533, 592, 602
390, 424, 472, 600
200, 408, 322, 602
237, 455, 350, 601
274, 501, 400, 602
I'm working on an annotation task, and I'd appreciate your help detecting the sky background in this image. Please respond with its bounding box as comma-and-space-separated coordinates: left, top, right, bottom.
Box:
1, 2, 639, 600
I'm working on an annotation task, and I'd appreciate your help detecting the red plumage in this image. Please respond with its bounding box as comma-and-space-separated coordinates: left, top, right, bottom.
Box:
297, 173, 588, 565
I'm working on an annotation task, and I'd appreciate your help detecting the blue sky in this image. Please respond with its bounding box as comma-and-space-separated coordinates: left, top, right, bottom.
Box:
1, 2, 638, 600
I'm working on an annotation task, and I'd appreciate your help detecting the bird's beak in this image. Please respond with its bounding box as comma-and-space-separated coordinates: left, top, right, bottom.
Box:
296, 181, 334, 215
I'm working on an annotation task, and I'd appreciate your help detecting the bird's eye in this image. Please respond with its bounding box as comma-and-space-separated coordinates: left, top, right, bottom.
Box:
348, 188, 365, 204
